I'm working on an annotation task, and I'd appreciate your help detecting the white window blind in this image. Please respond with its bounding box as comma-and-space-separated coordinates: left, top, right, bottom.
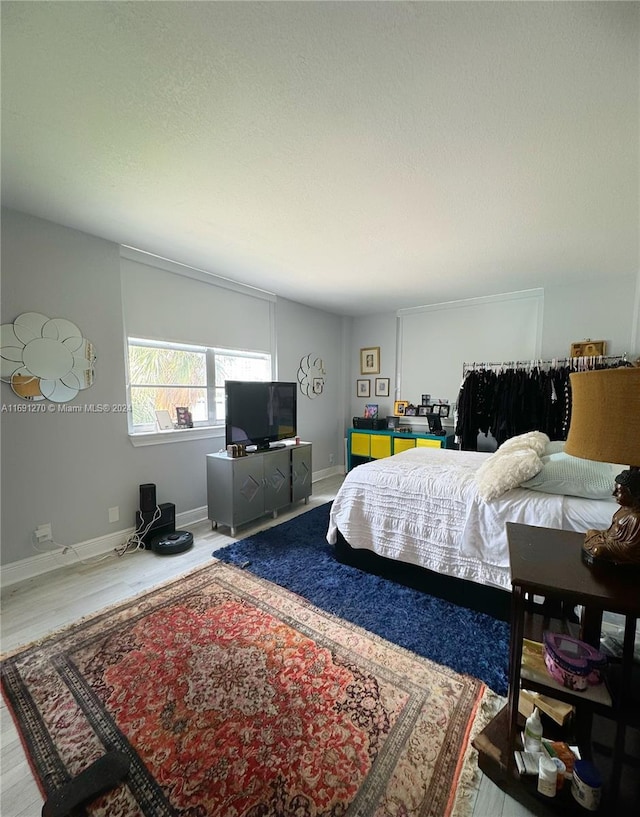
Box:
120, 248, 275, 352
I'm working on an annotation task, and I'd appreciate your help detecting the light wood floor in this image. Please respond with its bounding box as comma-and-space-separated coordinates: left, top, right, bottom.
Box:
1, 474, 535, 817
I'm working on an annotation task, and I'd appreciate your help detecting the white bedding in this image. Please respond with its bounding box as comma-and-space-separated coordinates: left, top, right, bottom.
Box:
326, 447, 617, 591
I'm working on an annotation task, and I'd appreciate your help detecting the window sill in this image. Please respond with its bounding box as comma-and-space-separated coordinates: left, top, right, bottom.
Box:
129, 426, 224, 447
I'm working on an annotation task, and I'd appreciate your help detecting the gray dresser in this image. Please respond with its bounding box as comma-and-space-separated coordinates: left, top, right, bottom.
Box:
206, 443, 312, 536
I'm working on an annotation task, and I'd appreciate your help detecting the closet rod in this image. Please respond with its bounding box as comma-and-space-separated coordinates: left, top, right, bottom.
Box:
462, 354, 628, 375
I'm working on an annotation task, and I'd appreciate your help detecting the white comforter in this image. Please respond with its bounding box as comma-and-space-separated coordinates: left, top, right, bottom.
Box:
327, 447, 616, 591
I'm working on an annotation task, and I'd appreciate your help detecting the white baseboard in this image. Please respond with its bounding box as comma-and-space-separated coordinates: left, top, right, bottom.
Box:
312, 464, 344, 481
1, 466, 343, 589
1, 506, 209, 590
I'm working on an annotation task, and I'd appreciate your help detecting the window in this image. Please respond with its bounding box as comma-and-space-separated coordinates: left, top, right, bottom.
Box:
128, 338, 271, 433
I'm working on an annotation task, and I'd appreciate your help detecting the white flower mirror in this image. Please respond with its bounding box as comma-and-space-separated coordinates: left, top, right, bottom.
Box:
1, 312, 96, 402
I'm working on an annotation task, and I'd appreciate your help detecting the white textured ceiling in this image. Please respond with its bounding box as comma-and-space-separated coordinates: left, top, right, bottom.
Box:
1, 1, 638, 316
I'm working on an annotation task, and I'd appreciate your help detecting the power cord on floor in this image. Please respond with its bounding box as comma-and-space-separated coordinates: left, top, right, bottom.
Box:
30, 506, 162, 566
114, 506, 162, 557
31, 533, 114, 566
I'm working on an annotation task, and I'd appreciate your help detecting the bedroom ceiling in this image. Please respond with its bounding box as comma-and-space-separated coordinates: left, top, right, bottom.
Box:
1, 2, 638, 317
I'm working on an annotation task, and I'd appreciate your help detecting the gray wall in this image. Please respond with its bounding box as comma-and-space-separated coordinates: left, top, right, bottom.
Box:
275, 298, 348, 472
348, 276, 640, 422
1, 208, 350, 567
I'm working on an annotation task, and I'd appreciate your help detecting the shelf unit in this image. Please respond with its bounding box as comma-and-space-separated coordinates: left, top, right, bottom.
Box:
473, 522, 639, 815
346, 428, 449, 471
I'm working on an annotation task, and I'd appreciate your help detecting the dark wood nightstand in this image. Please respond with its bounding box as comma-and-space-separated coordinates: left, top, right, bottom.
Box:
473, 522, 639, 815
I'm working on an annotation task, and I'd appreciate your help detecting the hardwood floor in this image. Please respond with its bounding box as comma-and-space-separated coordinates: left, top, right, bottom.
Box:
1, 474, 535, 817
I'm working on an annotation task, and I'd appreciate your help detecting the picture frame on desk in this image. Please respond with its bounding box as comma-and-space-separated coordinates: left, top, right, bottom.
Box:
394, 400, 408, 416
417, 405, 430, 417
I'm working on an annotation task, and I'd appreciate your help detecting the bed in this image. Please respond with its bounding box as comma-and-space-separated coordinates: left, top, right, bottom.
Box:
326, 446, 618, 607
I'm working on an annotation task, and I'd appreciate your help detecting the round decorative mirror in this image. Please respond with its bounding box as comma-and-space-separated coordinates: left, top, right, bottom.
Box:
297, 354, 326, 399
0, 312, 96, 402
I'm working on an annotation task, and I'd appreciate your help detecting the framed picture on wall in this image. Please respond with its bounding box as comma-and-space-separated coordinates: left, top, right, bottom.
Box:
356, 379, 371, 397
375, 377, 390, 397
360, 347, 380, 374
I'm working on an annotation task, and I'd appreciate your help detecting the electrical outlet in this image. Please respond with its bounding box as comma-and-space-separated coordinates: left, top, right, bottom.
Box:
35, 523, 52, 542
329, 453, 335, 465
108, 506, 119, 523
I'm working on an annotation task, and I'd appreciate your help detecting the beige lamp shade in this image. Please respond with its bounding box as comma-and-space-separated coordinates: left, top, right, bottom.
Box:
564, 368, 640, 466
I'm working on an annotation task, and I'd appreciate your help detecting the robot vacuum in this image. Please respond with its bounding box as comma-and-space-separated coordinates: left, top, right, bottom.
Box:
149, 530, 194, 555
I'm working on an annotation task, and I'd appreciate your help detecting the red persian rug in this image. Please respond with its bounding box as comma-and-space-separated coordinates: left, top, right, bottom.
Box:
2, 561, 502, 817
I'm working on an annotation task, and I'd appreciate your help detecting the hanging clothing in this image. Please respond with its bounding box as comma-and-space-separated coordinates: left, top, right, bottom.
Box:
455, 358, 621, 451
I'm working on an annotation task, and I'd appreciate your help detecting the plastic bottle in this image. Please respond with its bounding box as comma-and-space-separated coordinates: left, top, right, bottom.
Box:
537, 755, 558, 797
524, 706, 543, 753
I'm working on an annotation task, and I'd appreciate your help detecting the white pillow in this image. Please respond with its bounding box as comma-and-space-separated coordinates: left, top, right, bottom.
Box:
475, 448, 543, 501
521, 453, 620, 499
497, 431, 550, 456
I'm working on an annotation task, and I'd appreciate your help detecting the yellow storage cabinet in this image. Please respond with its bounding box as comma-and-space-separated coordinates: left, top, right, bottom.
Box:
350, 432, 372, 458
370, 434, 392, 459
393, 437, 416, 455
416, 438, 442, 449
347, 428, 445, 470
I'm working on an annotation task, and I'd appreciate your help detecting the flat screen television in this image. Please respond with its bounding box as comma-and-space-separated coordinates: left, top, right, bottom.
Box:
225, 381, 297, 450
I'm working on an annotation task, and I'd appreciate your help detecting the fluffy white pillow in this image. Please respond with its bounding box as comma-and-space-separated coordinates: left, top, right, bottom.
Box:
521, 453, 620, 499
475, 448, 543, 501
497, 431, 550, 456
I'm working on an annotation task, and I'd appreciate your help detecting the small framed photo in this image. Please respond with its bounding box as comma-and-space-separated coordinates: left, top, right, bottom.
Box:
356, 379, 371, 398
570, 340, 606, 357
438, 404, 450, 418
394, 400, 409, 416
175, 406, 193, 428
405, 405, 417, 416
375, 377, 390, 397
364, 403, 378, 419
417, 405, 429, 417
421, 394, 431, 406
360, 347, 380, 375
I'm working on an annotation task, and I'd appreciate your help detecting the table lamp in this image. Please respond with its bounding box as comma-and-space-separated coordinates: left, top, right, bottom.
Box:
564, 367, 640, 566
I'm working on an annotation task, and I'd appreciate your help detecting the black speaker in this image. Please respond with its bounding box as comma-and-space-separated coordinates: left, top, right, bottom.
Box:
139, 483, 157, 513
135, 502, 175, 545
352, 417, 387, 430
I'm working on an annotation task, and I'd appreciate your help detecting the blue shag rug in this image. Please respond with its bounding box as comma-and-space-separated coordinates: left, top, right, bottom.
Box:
215, 503, 510, 695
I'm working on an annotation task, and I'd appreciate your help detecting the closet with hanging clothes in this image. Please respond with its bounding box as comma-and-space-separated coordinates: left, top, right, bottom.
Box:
454, 356, 632, 451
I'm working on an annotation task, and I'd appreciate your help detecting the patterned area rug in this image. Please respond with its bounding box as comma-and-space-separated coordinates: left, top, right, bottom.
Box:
2, 561, 502, 817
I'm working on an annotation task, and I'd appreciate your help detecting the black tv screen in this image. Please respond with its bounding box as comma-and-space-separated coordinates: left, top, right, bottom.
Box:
225, 381, 297, 450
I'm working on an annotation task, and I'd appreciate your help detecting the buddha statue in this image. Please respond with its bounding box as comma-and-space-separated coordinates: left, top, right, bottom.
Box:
583, 469, 640, 565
